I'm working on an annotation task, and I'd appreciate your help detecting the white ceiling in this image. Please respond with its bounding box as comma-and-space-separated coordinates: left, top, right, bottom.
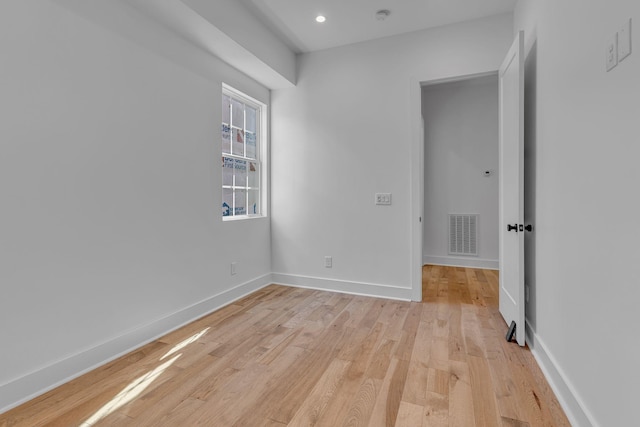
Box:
240, 0, 517, 53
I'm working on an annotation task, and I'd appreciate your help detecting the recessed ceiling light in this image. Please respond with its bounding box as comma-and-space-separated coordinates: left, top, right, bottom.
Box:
315, 15, 326, 23
375, 9, 391, 21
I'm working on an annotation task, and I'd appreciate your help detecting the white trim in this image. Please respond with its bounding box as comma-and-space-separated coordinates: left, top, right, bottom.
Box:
271, 273, 412, 301
525, 321, 599, 427
409, 77, 424, 302
221, 214, 265, 222
423, 256, 499, 270
420, 71, 498, 88
0, 274, 272, 414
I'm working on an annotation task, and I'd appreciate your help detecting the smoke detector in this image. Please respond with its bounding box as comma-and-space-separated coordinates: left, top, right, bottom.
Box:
375, 9, 391, 21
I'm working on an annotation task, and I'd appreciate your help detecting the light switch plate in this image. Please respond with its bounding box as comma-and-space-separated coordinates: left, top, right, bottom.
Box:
618, 18, 632, 62
606, 33, 618, 71
375, 193, 392, 205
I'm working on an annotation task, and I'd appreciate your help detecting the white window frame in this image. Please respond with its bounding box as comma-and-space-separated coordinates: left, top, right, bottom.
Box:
221, 84, 267, 221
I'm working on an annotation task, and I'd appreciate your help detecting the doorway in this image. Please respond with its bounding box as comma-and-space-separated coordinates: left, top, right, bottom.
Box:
420, 74, 500, 272
409, 71, 500, 303
411, 36, 528, 346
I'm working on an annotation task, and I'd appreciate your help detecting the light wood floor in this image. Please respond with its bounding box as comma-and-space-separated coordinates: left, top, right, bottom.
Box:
0, 266, 570, 426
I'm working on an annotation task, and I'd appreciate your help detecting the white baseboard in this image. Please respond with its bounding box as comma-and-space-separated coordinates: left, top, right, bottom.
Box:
525, 321, 599, 427
422, 255, 498, 270
0, 274, 272, 414
271, 273, 412, 301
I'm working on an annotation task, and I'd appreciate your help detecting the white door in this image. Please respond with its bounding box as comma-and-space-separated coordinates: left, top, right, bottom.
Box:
499, 31, 525, 346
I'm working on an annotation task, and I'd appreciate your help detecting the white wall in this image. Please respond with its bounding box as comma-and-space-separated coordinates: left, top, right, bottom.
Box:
271, 14, 513, 299
182, 0, 296, 86
515, 1, 640, 426
0, 0, 272, 412
422, 76, 499, 269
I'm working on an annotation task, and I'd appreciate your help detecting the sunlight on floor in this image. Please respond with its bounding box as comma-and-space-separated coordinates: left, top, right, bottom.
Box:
79, 354, 181, 426
161, 327, 210, 361
79, 327, 210, 425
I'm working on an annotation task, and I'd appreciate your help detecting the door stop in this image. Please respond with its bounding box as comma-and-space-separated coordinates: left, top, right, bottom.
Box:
506, 321, 517, 343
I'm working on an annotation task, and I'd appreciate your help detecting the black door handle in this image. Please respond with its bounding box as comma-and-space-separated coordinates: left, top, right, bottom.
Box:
525, 225, 533, 232
507, 224, 518, 232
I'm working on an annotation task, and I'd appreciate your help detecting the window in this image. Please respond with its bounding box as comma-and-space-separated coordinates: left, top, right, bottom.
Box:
221, 85, 266, 219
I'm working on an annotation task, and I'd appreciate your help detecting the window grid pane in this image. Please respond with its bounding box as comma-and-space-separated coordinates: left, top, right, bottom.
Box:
222, 87, 263, 219
222, 95, 231, 155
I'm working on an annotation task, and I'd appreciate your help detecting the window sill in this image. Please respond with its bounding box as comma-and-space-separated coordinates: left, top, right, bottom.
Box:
222, 215, 266, 222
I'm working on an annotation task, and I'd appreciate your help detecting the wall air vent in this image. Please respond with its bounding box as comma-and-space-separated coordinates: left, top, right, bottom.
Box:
448, 214, 478, 256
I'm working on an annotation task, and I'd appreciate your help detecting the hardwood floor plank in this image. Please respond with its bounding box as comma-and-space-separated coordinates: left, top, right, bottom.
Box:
423, 391, 449, 426
188, 360, 271, 425
0, 267, 571, 427
340, 378, 380, 427
258, 328, 302, 365
264, 315, 354, 424
314, 323, 385, 427
358, 299, 389, 330
486, 347, 526, 421
448, 304, 466, 362
449, 360, 476, 427
395, 401, 424, 427
342, 297, 377, 329
152, 397, 205, 426
426, 367, 449, 396
91, 412, 135, 426
384, 358, 411, 426
188, 365, 239, 401
395, 303, 422, 361
280, 291, 334, 329
312, 364, 368, 427
410, 321, 433, 364
378, 302, 408, 342
365, 339, 396, 380
468, 355, 502, 427
400, 360, 429, 406
225, 347, 309, 426
501, 416, 531, 426
429, 337, 449, 365
367, 358, 400, 427
337, 322, 382, 367
287, 359, 351, 426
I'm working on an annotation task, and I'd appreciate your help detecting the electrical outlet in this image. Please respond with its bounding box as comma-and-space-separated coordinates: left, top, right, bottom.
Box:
375, 193, 392, 205
324, 256, 332, 268
231, 262, 238, 276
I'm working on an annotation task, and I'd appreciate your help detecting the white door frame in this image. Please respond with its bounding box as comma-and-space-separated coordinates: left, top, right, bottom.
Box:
409, 71, 499, 302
